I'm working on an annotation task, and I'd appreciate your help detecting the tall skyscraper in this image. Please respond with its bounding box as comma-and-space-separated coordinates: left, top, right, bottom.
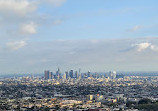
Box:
63, 72, 67, 80
44, 70, 49, 80
74, 71, 78, 78
69, 70, 73, 78
65, 71, 69, 79
49, 72, 53, 79
56, 67, 61, 79
79, 68, 81, 79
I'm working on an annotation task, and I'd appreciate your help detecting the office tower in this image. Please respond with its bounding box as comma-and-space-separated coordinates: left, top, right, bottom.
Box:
79, 68, 81, 79
109, 71, 117, 79
65, 71, 69, 79
44, 70, 49, 80
69, 70, 73, 78
49, 72, 53, 79
63, 72, 67, 80
74, 71, 78, 78
56, 67, 61, 79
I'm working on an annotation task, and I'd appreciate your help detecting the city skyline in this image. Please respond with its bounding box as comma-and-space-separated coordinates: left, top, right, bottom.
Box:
1, 1, 158, 111
0, 0, 158, 73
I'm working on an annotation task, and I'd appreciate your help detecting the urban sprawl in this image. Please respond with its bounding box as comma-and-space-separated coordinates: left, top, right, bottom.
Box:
0, 68, 158, 111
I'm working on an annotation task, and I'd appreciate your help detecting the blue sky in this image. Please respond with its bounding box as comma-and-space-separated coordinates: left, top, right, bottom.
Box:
0, 0, 158, 74
34, 0, 158, 40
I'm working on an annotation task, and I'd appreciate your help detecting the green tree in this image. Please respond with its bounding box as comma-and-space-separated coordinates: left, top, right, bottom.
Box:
138, 98, 152, 104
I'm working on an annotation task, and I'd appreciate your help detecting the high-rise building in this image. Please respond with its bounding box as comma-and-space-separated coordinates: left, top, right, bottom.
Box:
69, 70, 73, 78
49, 72, 53, 79
74, 71, 78, 78
65, 71, 69, 79
109, 71, 117, 79
56, 67, 61, 79
63, 72, 67, 80
44, 70, 49, 80
79, 68, 81, 79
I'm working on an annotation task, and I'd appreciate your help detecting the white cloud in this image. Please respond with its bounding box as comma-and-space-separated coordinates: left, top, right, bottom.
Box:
6, 41, 27, 51
129, 25, 142, 32
0, 0, 66, 35
0, 0, 66, 16
150, 45, 158, 52
0, 0, 36, 16
132, 42, 158, 52
133, 42, 151, 52
0, 0, 67, 56
21, 22, 37, 34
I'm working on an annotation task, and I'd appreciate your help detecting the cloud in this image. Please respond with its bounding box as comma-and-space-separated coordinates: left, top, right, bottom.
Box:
0, 0, 66, 36
1, 38, 158, 73
6, 41, 27, 51
0, 0, 67, 56
0, 0, 36, 16
132, 42, 158, 52
43, 0, 66, 7
133, 42, 151, 52
20, 22, 37, 35
150, 45, 158, 52
128, 25, 142, 32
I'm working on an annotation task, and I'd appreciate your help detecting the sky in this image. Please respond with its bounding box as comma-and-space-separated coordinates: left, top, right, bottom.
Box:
0, 0, 158, 74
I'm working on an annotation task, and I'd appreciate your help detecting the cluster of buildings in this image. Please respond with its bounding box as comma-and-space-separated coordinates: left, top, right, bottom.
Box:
44, 68, 122, 80
0, 71, 158, 111
44, 68, 82, 80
